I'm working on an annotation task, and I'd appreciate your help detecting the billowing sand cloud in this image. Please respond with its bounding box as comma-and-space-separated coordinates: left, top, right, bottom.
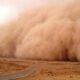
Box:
0, 0, 80, 61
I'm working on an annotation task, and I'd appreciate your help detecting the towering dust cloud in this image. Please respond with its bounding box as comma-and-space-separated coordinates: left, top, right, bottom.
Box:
0, 0, 80, 61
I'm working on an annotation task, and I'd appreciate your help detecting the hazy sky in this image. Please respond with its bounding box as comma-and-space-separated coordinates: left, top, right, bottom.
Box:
0, 0, 74, 25
0, 0, 50, 25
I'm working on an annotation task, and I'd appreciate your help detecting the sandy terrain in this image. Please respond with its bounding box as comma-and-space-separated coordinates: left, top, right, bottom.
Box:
0, 58, 80, 80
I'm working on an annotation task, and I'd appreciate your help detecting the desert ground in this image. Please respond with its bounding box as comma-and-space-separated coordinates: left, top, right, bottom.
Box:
0, 58, 80, 80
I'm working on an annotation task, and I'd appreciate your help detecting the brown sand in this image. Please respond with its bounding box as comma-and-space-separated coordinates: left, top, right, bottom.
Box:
0, 58, 80, 80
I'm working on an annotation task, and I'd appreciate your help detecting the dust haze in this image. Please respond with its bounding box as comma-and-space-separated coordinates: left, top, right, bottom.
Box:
0, 0, 80, 61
